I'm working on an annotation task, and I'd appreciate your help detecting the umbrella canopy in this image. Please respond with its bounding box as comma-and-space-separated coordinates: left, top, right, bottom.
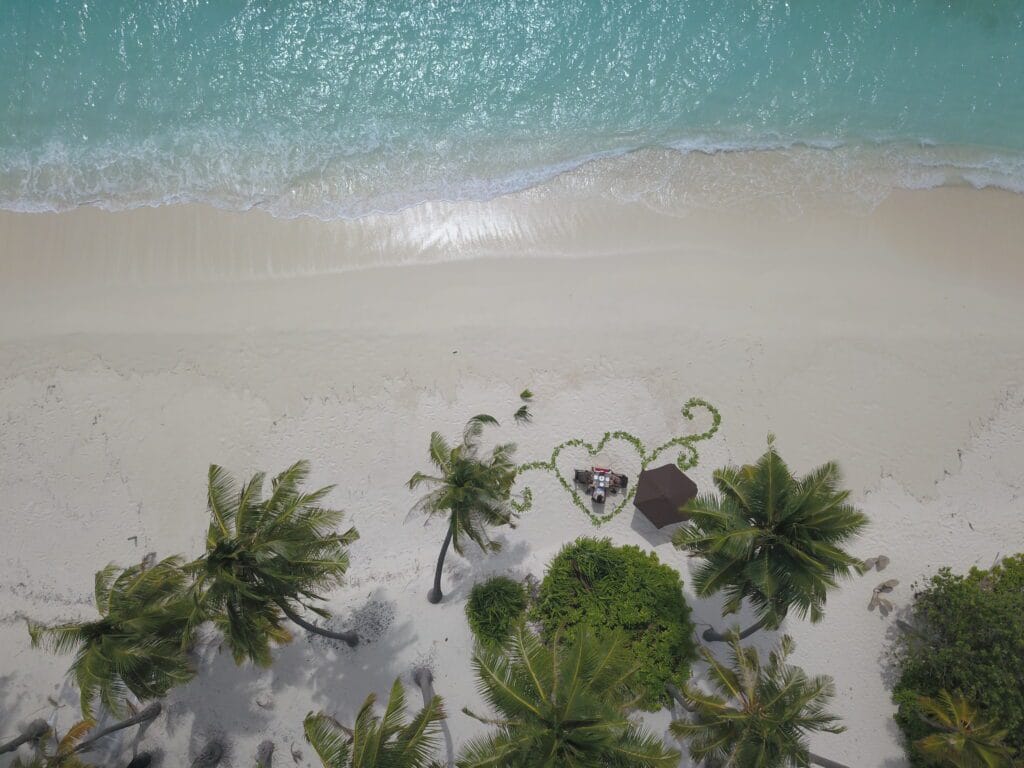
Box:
633, 464, 698, 529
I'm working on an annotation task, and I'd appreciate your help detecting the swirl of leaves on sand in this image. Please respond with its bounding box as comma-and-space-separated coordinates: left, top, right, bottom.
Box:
512, 397, 721, 525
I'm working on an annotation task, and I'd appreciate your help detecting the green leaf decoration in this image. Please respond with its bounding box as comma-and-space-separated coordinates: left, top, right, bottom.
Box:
513, 397, 721, 525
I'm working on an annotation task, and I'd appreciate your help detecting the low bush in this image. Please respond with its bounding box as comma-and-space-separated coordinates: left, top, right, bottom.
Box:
892, 554, 1024, 765
531, 537, 696, 710
465, 576, 529, 646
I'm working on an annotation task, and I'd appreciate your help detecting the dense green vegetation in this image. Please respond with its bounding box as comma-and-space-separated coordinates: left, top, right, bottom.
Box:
893, 555, 1024, 766
531, 537, 696, 710
22, 408, 938, 768
27, 557, 194, 717
459, 625, 679, 768
465, 576, 528, 646
673, 437, 868, 641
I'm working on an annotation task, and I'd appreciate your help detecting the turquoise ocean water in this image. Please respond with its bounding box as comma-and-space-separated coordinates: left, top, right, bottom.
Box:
2, 0, 1023, 218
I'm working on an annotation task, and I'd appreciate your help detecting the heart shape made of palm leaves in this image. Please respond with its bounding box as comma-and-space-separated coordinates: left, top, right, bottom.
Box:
513, 397, 721, 525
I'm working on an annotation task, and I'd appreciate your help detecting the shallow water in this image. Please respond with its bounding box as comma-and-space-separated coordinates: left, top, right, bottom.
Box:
2, 0, 1023, 217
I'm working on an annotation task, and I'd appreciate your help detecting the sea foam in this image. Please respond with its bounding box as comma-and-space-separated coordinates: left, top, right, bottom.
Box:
2, 0, 1023, 218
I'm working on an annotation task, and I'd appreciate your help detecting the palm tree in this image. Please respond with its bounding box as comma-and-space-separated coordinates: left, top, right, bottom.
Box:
189, 460, 360, 665
7, 709, 159, 767
408, 415, 518, 604
28, 556, 194, 717
9, 719, 94, 768
914, 691, 1016, 768
671, 636, 848, 768
458, 625, 680, 768
672, 437, 868, 641
303, 678, 445, 767
0, 720, 49, 755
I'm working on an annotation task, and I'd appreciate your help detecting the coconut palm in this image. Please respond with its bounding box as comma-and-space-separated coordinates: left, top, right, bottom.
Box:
9, 719, 94, 768
7, 708, 158, 767
189, 460, 360, 665
458, 625, 680, 768
303, 678, 445, 767
0, 720, 49, 756
671, 636, 848, 768
408, 415, 518, 604
28, 556, 194, 717
914, 691, 1016, 768
672, 436, 868, 641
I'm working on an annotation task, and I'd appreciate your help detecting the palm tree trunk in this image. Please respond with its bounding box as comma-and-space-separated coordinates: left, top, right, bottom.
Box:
664, 683, 695, 713
702, 616, 769, 642
808, 753, 852, 768
0, 719, 49, 754
71, 703, 161, 755
255, 740, 274, 767
413, 668, 454, 768
277, 601, 359, 647
191, 740, 224, 767
428, 523, 454, 604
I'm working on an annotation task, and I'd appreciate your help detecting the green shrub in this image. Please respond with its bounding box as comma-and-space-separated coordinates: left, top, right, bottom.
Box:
892, 554, 1024, 766
531, 537, 696, 710
465, 576, 529, 646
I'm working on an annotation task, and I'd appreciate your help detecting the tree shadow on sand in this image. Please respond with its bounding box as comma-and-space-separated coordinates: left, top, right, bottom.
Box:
876, 604, 915, 692
440, 535, 533, 604
165, 627, 275, 767
268, 590, 418, 721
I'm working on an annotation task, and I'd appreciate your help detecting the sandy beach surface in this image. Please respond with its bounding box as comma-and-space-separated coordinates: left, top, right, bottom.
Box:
2, 149, 1024, 766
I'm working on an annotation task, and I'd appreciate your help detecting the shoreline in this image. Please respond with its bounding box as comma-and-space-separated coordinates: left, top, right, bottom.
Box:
1, 160, 1024, 766
3, 146, 1024, 294
3, 141, 1024, 220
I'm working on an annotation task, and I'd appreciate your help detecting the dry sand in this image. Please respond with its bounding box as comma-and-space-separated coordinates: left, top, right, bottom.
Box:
1, 149, 1024, 766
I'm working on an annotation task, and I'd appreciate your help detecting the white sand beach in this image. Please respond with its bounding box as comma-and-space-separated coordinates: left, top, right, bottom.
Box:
2, 149, 1024, 766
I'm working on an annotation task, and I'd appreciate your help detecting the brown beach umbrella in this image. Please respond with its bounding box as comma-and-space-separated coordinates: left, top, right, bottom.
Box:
633, 464, 698, 529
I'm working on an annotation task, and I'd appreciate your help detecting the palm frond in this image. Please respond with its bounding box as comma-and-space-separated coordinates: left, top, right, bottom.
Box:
304, 712, 352, 768
462, 625, 677, 767
675, 440, 868, 632
673, 635, 843, 767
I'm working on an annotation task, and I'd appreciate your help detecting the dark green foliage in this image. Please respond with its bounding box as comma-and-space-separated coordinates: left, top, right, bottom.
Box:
673, 437, 868, 632
531, 537, 696, 710
893, 555, 1024, 766
672, 635, 844, 768
190, 460, 359, 665
459, 625, 680, 768
465, 577, 528, 646
28, 557, 194, 717
304, 678, 445, 768
408, 414, 518, 557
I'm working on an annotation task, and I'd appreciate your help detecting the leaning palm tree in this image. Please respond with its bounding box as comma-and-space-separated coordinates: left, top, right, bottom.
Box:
303, 678, 445, 767
8, 710, 158, 767
28, 556, 194, 717
0, 720, 49, 756
671, 636, 848, 768
914, 691, 1016, 768
408, 415, 518, 604
9, 719, 94, 768
188, 460, 360, 665
673, 436, 868, 641
458, 625, 680, 768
